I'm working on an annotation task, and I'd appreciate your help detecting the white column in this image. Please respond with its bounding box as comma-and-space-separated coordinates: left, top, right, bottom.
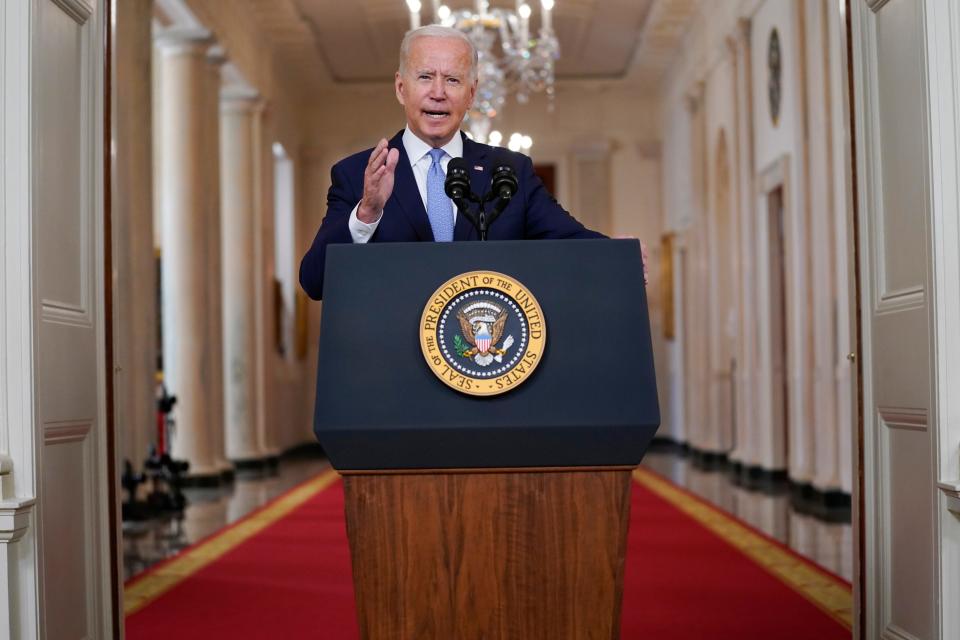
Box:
155, 28, 220, 479
220, 88, 266, 464
114, 0, 157, 473
253, 110, 281, 464
802, 0, 840, 493
205, 47, 230, 477
730, 18, 757, 469
684, 83, 712, 454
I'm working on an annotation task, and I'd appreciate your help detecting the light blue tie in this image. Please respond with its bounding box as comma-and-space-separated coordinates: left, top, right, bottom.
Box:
426, 148, 454, 242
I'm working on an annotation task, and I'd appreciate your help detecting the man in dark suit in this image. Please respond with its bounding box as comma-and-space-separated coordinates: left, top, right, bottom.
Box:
299, 24, 603, 301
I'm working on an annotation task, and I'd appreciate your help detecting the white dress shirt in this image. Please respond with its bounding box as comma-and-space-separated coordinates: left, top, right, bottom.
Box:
348, 127, 463, 243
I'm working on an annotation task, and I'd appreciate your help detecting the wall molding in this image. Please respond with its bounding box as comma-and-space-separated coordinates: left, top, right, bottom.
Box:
938, 480, 960, 515
878, 406, 928, 431
875, 286, 925, 315
883, 623, 921, 640
865, 0, 892, 14
50, 0, 93, 25
755, 155, 789, 194
0, 497, 36, 544
44, 420, 93, 445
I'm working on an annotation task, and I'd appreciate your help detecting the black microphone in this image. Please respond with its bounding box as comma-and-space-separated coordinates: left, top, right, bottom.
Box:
489, 163, 519, 202
444, 157, 480, 235
485, 161, 518, 232
444, 157, 473, 202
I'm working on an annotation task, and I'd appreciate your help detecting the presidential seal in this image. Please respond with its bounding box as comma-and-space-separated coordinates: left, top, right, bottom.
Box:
419, 271, 546, 396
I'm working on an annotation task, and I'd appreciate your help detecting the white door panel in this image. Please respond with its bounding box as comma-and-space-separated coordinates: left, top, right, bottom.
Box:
871, 309, 928, 407
33, 0, 111, 637
853, 0, 940, 638
883, 424, 934, 638
2, 0, 109, 633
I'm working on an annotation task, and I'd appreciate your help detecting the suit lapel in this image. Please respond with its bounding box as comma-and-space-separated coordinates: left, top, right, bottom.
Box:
387, 130, 434, 241
454, 134, 491, 241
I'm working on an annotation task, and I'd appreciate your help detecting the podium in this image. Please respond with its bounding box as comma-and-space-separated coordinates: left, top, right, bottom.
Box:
314, 239, 659, 639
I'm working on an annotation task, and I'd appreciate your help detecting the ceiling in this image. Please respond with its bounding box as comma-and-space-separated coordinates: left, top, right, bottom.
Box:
177, 0, 699, 101
290, 0, 656, 83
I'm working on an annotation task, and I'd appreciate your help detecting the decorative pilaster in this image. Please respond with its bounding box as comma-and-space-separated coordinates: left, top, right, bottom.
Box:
155, 27, 221, 480
0, 457, 35, 640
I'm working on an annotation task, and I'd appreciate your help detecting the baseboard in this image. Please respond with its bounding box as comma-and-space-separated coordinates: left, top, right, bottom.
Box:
690, 447, 728, 470
648, 442, 852, 521
648, 437, 689, 454
728, 460, 789, 492
281, 441, 327, 459
180, 471, 224, 488
231, 455, 279, 479
789, 482, 852, 522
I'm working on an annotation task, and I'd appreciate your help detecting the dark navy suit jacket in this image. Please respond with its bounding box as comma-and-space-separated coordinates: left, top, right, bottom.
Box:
299, 129, 604, 300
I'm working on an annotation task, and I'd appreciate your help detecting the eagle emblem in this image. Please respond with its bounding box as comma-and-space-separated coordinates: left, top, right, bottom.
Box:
454, 301, 515, 367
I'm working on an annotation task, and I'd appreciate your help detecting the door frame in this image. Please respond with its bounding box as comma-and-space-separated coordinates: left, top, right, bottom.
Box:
842, 1, 866, 637
103, 0, 122, 635
755, 155, 793, 475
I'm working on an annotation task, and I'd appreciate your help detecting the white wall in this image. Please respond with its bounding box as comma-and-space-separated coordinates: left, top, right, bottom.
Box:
658, 0, 854, 494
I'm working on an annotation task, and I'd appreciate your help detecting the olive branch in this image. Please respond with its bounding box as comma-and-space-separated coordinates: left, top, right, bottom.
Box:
454, 334, 468, 357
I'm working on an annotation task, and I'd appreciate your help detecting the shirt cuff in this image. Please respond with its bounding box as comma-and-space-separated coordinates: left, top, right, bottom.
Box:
348, 202, 382, 244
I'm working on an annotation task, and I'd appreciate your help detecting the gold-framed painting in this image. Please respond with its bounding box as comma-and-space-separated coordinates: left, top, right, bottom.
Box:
294, 289, 309, 360
661, 234, 675, 341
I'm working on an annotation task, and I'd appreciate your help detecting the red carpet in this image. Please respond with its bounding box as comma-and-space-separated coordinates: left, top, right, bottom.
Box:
126, 470, 851, 639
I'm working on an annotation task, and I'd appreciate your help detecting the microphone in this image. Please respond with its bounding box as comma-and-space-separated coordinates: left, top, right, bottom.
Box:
485, 161, 518, 231
444, 157, 480, 234
489, 163, 519, 202
443, 157, 517, 241
444, 157, 473, 202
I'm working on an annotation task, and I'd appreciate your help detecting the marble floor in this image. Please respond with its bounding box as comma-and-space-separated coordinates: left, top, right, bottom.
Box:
122, 453, 330, 582
123, 448, 853, 584
641, 445, 854, 582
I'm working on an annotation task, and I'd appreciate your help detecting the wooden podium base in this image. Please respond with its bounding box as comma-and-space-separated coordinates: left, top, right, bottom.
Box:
342, 467, 634, 640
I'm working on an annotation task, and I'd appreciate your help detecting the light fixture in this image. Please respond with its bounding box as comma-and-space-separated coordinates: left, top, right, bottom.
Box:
407, 0, 422, 28
504, 132, 533, 152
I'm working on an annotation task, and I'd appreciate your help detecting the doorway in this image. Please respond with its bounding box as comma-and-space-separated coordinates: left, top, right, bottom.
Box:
766, 185, 789, 468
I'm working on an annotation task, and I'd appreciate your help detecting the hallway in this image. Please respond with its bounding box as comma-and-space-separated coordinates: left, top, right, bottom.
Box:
4, 0, 960, 636
123, 450, 852, 638
123, 447, 852, 585
644, 443, 852, 582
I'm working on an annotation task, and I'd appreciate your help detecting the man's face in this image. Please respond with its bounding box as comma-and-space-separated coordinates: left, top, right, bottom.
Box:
396, 37, 477, 147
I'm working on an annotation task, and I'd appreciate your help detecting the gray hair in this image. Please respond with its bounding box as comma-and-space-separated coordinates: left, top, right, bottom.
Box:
399, 25, 478, 82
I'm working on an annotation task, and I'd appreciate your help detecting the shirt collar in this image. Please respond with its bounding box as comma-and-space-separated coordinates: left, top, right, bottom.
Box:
402, 126, 464, 165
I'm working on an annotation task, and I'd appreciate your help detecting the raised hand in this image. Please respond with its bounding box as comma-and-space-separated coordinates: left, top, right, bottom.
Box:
358, 138, 400, 223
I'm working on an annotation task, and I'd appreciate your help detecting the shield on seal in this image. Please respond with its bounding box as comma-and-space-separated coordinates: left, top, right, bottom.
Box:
475, 327, 492, 354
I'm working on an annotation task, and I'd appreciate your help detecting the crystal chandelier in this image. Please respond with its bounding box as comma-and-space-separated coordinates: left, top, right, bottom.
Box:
405, 0, 559, 144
